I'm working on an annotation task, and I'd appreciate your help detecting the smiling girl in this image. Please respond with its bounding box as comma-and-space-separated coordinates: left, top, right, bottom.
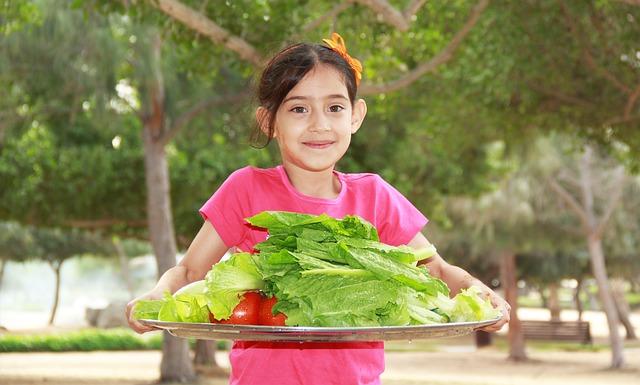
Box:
126, 33, 510, 385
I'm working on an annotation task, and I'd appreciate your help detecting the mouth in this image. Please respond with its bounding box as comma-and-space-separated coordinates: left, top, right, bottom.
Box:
302, 140, 335, 149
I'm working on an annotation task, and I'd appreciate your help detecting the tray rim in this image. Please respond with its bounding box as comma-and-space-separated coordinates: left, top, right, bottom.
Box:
138, 317, 500, 337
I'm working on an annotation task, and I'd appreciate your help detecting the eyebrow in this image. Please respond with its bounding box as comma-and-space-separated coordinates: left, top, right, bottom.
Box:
282, 94, 349, 104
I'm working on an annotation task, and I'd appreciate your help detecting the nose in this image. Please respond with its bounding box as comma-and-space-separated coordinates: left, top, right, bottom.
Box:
309, 111, 331, 132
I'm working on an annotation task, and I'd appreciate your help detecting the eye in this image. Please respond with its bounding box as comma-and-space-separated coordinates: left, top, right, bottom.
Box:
290, 106, 307, 113
329, 105, 345, 112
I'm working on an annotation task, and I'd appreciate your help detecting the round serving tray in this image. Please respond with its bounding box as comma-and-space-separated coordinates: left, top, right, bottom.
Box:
139, 318, 498, 342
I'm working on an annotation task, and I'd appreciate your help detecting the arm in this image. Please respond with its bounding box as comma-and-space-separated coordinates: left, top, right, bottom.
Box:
125, 220, 228, 333
407, 232, 511, 332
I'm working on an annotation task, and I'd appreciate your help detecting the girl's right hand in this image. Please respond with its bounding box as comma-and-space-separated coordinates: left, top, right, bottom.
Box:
125, 221, 229, 334
125, 291, 162, 334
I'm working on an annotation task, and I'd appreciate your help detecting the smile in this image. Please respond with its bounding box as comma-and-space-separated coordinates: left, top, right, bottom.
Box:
303, 141, 335, 149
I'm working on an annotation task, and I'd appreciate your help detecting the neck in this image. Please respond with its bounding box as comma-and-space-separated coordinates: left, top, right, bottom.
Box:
281, 163, 341, 199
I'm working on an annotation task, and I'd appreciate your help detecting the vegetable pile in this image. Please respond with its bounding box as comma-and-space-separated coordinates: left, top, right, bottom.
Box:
134, 211, 500, 327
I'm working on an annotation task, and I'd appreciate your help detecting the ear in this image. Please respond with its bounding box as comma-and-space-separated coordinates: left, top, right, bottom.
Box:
256, 106, 276, 138
350, 99, 367, 134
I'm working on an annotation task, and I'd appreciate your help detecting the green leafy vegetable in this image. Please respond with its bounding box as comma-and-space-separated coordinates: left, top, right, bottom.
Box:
135, 211, 500, 327
204, 252, 265, 319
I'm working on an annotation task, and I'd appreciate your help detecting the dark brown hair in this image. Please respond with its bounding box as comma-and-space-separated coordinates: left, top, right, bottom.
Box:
251, 43, 359, 147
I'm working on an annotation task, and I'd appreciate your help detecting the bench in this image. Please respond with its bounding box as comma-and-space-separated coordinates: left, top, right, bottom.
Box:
520, 320, 592, 344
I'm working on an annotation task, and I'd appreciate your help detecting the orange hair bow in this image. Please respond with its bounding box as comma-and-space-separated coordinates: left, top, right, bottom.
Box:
322, 33, 363, 87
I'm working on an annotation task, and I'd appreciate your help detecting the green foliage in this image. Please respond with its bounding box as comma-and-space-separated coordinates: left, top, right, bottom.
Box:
626, 292, 640, 310
492, 337, 606, 352
0, 221, 38, 262
0, 328, 227, 352
0, 329, 160, 352
0, 0, 43, 35
2, 1, 639, 286
0, 221, 114, 265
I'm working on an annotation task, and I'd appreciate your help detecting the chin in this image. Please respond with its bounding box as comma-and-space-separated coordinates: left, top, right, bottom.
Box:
301, 162, 337, 172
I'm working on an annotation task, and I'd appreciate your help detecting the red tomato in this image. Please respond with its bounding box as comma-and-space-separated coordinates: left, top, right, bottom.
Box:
258, 295, 287, 326
209, 291, 262, 325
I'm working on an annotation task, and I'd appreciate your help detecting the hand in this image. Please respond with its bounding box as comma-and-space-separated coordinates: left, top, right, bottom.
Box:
125, 291, 162, 334
478, 289, 511, 333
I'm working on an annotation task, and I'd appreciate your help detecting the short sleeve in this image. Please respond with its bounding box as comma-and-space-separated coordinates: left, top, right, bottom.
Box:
199, 167, 252, 248
374, 175, 428, 246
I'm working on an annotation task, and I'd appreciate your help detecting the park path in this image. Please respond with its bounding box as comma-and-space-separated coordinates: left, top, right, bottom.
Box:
1, 346, 639, 385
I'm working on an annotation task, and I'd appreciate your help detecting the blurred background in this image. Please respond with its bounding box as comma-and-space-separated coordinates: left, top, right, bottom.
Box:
0, 0, 639, 384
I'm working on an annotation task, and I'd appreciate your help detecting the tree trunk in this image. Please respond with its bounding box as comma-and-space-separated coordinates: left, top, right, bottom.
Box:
587, 234, 624, 368
500, 250, 527, 361
193, 340, 227, 377
611, 278, 637, 340
114, 239, 135, 299
574, 279, 584, 321
548, 282, 561, 321
0, 259, 5, 289
48, 261, 62, 325
538, 285, 548, 309
549, 145, 627, 368
194, 340, 218, 366
142, 32, 196, 383
474, 330, 493, 348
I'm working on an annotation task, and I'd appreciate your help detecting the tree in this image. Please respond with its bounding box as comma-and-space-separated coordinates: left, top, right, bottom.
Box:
0, 224, 113, 325
0, 222, 38, 289
436, 150, 539, 361
547, 142, 628, 368
469, 0, 640, 168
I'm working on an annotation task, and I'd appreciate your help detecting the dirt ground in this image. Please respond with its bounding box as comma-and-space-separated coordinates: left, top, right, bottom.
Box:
1, 343, 639, 385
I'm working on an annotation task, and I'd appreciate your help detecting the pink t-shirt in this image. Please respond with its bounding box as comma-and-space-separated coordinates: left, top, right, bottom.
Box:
200, 165, 428, 385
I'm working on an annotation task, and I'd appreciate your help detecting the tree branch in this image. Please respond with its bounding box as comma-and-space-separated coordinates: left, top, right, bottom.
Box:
604, 113, 640, 126
147, 0, 264, 66
594, 166, 626, 238
160, 89, 252, 146
359, 0, 489, 95
624, 83, 640, 119
527, 82, 596, 108
557, 1, 632, 95
290, 0, 428, 42
557, 169, 582, 190
404, 0, 429, 19
301, 2, 352, 35
547, 177, 590, 230
354, 0, 429, 30
353, 0, 413, 31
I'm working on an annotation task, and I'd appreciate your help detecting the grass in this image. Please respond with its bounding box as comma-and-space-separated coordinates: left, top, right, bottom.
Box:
518, 288, 640, 311
479, 334, 608, 353
626, 292, 640, 309
0, 328, 227, 352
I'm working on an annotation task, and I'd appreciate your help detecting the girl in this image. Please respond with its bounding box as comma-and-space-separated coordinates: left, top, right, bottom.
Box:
126, 33, 510, 385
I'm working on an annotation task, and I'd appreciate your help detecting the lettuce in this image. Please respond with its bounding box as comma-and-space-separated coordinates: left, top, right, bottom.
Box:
134, 253, 264, 322
135, 211, 500, 327
204, 252, 265, 320
449, 286, 502, 322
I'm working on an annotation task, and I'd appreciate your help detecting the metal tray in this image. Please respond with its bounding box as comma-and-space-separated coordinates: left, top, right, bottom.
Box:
139, 318, 499, 342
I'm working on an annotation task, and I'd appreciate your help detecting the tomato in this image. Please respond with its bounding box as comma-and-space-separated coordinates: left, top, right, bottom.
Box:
209, 291, 262, 325
258, 295, 287, 326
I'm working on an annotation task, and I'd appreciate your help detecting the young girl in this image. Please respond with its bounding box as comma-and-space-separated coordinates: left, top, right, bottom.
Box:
126, 33, 510, 385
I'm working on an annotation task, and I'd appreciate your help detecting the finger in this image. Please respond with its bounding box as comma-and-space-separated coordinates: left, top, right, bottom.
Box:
480, 319, 506, 332
480, 325, 501, 332
130, 319, 155, 334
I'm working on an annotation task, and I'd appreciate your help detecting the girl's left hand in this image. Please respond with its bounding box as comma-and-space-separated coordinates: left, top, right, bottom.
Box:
478, 290, 511, 332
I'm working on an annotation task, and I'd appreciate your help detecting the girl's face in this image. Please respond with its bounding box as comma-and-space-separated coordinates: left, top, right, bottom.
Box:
261, 64, 366, 174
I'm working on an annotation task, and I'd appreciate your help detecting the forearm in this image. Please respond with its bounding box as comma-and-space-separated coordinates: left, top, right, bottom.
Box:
150, 265, 192, 295
436, 261, 490, 296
